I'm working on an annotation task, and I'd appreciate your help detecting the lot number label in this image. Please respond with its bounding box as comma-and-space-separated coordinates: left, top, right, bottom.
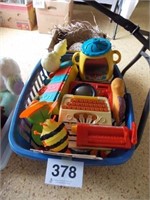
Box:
45, 158, 84, 188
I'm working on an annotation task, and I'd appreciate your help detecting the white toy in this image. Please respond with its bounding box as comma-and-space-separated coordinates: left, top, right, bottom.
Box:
41, 39, 67, 73
0, 57, 24, 123
0, 57, 24, 95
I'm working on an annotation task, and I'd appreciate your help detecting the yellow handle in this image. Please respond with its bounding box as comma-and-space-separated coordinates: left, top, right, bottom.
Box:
72, 52, 80, 65
112, 50, 121, 64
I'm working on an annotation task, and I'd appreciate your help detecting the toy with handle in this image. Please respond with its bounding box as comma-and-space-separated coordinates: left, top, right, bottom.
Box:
72, 38, 121, 82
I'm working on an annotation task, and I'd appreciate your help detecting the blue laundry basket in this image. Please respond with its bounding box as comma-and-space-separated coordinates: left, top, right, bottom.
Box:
8, 54, 136, 166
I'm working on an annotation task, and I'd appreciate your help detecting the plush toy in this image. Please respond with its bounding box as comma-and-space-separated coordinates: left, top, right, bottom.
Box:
41, 39, 68, 73
0, 57, 24, 95
0, 57, 24, 127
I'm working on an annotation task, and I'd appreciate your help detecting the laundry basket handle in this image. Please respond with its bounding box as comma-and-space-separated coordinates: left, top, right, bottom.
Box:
135, 90, 150, 148
122, 30, 149, 76
84, 0, 149, 50
83, 1, 149, 149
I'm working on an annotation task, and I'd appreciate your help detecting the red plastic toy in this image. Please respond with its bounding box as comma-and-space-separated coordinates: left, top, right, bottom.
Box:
71, 122, 137, 149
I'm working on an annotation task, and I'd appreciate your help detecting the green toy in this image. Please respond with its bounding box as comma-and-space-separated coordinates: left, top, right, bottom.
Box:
19, 100, 57, 146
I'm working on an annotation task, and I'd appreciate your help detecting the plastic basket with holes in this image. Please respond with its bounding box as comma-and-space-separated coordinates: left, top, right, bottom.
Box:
8, 53, 137, 166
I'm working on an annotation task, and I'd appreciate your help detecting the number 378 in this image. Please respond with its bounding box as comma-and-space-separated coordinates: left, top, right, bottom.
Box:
52, 164, 77, 179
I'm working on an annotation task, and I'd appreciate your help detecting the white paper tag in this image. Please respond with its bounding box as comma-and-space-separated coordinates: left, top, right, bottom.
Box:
45, 158, 84, 188
33, 0, 45, 8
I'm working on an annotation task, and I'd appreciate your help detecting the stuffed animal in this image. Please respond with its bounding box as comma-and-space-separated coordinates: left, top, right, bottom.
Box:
0, 57, 24, 95
0, 57, 24, 127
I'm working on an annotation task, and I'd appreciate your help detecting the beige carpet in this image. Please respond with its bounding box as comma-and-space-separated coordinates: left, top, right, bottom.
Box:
0, 1, 149, 200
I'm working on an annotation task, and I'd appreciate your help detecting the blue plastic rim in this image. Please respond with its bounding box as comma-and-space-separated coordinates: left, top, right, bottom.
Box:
8, 54, 136, 166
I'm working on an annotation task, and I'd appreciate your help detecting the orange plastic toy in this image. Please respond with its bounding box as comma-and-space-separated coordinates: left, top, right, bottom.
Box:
111, 78, 126, 125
